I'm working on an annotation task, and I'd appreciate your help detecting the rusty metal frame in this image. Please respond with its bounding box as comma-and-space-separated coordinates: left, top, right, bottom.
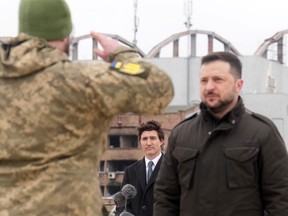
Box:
254, 29, 288, 65
147, 29, 241, 58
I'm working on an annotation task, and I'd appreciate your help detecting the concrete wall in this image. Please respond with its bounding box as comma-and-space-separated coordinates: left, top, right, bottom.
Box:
242, 93, 288, 144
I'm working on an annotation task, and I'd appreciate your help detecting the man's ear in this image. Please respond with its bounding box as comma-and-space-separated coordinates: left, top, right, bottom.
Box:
236, 79, 244, 93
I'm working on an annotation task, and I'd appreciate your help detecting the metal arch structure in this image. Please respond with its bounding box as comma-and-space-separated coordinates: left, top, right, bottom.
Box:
147, 29, 241, 58
254, 29, 288, 65
70, 33, 146, 60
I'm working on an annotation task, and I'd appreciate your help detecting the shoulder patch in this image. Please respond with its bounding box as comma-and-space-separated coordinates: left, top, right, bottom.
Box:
111, 61, 147, 77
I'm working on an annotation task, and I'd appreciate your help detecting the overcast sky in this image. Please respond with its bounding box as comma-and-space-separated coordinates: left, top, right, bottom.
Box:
1, 0, 287, 56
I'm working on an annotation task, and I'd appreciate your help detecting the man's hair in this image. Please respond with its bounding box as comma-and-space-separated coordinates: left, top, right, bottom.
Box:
201, 51, 242, 79
137, 120, 164, 141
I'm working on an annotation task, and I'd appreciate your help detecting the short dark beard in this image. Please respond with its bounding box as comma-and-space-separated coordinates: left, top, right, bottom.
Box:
206, 97, 234, 114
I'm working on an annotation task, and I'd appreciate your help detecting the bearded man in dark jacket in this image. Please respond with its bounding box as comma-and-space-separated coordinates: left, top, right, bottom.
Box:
154, 51, 288, 216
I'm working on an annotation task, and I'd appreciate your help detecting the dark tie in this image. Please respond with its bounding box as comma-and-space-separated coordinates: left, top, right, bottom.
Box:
147, 161, 154, 182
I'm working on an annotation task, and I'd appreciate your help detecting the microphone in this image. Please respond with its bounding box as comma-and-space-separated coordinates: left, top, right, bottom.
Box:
112, 184, 137, 216
119, 210, 134, 216
121, 184, 137, 200
113, 191, 126, 208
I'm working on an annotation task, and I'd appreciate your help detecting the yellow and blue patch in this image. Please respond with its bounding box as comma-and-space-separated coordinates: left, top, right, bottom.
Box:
111, 61, 146, 76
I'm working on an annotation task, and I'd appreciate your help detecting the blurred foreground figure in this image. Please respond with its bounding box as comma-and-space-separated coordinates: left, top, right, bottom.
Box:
0, 0, 174, 215
154, 51, 288, 216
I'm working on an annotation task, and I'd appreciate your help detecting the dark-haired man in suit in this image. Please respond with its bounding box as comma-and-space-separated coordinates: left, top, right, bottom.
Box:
121, 120, 165, 216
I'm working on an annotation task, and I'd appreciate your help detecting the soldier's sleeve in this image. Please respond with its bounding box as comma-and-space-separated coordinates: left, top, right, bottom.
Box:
79, 46, 174, 117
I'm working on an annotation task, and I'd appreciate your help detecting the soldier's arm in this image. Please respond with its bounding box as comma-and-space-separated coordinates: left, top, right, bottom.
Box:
86, 32, 174, 116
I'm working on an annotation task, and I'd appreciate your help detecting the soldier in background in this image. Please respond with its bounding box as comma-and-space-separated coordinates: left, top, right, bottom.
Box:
0, 0, 174, 216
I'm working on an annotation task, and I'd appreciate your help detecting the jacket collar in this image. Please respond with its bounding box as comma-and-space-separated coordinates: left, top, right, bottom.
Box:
0, 33, 69, 78
135, 154, 163, 192
200, 96, 245, 126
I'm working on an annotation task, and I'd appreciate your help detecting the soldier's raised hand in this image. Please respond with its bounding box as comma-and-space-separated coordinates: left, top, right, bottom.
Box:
91, 31, 119, 61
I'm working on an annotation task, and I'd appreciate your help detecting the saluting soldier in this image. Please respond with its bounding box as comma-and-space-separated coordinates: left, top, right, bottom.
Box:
0, 0, 174, 216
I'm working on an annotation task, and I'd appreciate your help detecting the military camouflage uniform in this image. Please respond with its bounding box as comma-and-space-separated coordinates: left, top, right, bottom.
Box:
0, 34, 174, 216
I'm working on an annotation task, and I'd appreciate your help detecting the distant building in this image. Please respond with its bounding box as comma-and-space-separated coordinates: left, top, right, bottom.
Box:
101, 105, 198, 211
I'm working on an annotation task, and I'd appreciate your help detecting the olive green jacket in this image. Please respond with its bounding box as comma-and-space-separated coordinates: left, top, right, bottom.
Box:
0, 34, 174, 216
155, 98, 288, 216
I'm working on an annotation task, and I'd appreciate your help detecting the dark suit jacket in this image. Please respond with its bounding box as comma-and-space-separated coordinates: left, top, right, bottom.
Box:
121, 154, 163, 216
